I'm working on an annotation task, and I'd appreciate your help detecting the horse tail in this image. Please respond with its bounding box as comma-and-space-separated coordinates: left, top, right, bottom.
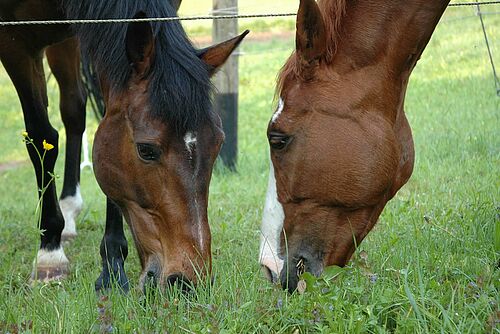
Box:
81, 57, 105, 119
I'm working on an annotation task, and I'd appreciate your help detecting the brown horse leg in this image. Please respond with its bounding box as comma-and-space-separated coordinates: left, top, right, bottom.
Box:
95, 198, 129, 292
46, 38, 87, 241
0, 48, 68, 281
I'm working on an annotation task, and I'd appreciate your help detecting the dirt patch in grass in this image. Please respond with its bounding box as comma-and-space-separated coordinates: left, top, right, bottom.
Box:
0, 160, 28, 173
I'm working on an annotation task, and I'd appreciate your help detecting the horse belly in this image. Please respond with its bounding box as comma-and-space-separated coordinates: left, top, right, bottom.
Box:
0, 0, 71, 52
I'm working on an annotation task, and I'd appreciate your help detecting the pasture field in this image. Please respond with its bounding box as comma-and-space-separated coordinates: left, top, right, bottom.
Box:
0, 6, 499, 334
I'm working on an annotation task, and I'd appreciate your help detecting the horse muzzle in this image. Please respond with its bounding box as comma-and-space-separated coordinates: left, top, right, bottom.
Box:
141, 264, 196, 294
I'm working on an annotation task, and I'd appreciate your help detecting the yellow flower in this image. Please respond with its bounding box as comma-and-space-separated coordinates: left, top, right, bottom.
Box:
21, 131, 28, 138
42, 140, 54, 151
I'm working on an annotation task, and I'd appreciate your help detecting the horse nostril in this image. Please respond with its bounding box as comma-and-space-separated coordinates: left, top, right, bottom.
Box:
147, 270, 157, 282
166, 273, 193, 293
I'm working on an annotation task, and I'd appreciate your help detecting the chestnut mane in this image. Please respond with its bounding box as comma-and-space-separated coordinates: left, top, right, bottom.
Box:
277, 0, 347, 94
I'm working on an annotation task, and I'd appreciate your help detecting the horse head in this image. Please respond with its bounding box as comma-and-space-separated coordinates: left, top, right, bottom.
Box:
92, 11, 248, 290
260, 0, 449, 292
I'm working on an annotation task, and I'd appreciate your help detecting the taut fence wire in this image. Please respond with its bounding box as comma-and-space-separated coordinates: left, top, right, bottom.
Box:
1, 0, 497, 170
0, 1, 499, 26
474, 3, 500, 96
0, 13, 292, 26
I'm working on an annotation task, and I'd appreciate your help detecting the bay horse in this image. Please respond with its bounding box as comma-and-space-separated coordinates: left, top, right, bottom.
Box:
0, 0, 248, 291
259, 0, 450, 292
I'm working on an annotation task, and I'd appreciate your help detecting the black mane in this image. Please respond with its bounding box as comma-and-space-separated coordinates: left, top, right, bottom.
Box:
63, 0, 212, 132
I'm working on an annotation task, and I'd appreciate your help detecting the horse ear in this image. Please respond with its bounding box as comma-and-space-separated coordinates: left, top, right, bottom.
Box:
198, 30, 250, 76
296, 0, 326, 68
126, 11, 155, 77
171, 0, 182, 11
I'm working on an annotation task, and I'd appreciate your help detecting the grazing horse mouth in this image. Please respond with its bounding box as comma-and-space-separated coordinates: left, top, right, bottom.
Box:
261, 256, 325, 292
141, 268, 194, 293
280, 249, 326, 292
137, 249, 205, 293
261, 241, 327, 291
123, 207, 211, 291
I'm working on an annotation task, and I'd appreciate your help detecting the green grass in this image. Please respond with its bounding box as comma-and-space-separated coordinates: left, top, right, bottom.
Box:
0, 6, 499, 333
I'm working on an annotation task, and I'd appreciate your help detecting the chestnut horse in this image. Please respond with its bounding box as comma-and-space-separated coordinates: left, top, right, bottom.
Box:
0, 0, 247, 291
259, 0, 450, 291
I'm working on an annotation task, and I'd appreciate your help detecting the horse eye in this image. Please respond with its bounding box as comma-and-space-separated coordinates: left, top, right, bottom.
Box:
268, 132, 291, 151
136, 143, 161, 162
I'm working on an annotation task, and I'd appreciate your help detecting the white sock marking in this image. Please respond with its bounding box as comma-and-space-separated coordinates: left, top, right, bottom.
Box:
271, 98, 284, 124
259, 161, 284, 279
35, 247, 69, 267
60, 185, 83, 237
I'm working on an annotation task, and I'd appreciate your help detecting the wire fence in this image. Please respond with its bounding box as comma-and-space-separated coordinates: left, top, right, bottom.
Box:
0, 1, 499, 26
448, 0, 500, 5
0, 0, 497, 169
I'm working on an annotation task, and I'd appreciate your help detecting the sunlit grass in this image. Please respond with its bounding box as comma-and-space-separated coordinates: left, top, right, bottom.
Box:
0, 6, 498, 333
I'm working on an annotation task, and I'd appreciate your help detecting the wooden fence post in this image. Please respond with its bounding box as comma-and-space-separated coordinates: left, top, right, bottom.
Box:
213, 0, 239, 170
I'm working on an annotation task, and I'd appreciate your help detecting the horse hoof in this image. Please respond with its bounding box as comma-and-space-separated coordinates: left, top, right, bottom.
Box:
95, 265, 129, 293
31, 264, 69, 283
31, 247, 70, 283
95, 275, 129, 294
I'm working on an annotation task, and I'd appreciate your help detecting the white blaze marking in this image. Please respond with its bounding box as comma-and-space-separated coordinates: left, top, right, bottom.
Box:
35, 247, 69, 267
60, 185, 83, 237
259, 161, 284, 281
184, 131, 204, 250
271, 98, 284, 124
193, 195, 204, 251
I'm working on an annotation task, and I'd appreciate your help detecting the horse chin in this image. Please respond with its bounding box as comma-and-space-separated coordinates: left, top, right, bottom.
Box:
260, 258, 283, 284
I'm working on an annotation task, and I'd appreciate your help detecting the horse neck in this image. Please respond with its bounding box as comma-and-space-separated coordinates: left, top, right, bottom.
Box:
322, 0, 449, 121
330, 0, 449, 73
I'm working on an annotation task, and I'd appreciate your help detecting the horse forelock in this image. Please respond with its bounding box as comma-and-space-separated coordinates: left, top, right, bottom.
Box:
63, 0, 213, 132
276, 0, 347, 97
